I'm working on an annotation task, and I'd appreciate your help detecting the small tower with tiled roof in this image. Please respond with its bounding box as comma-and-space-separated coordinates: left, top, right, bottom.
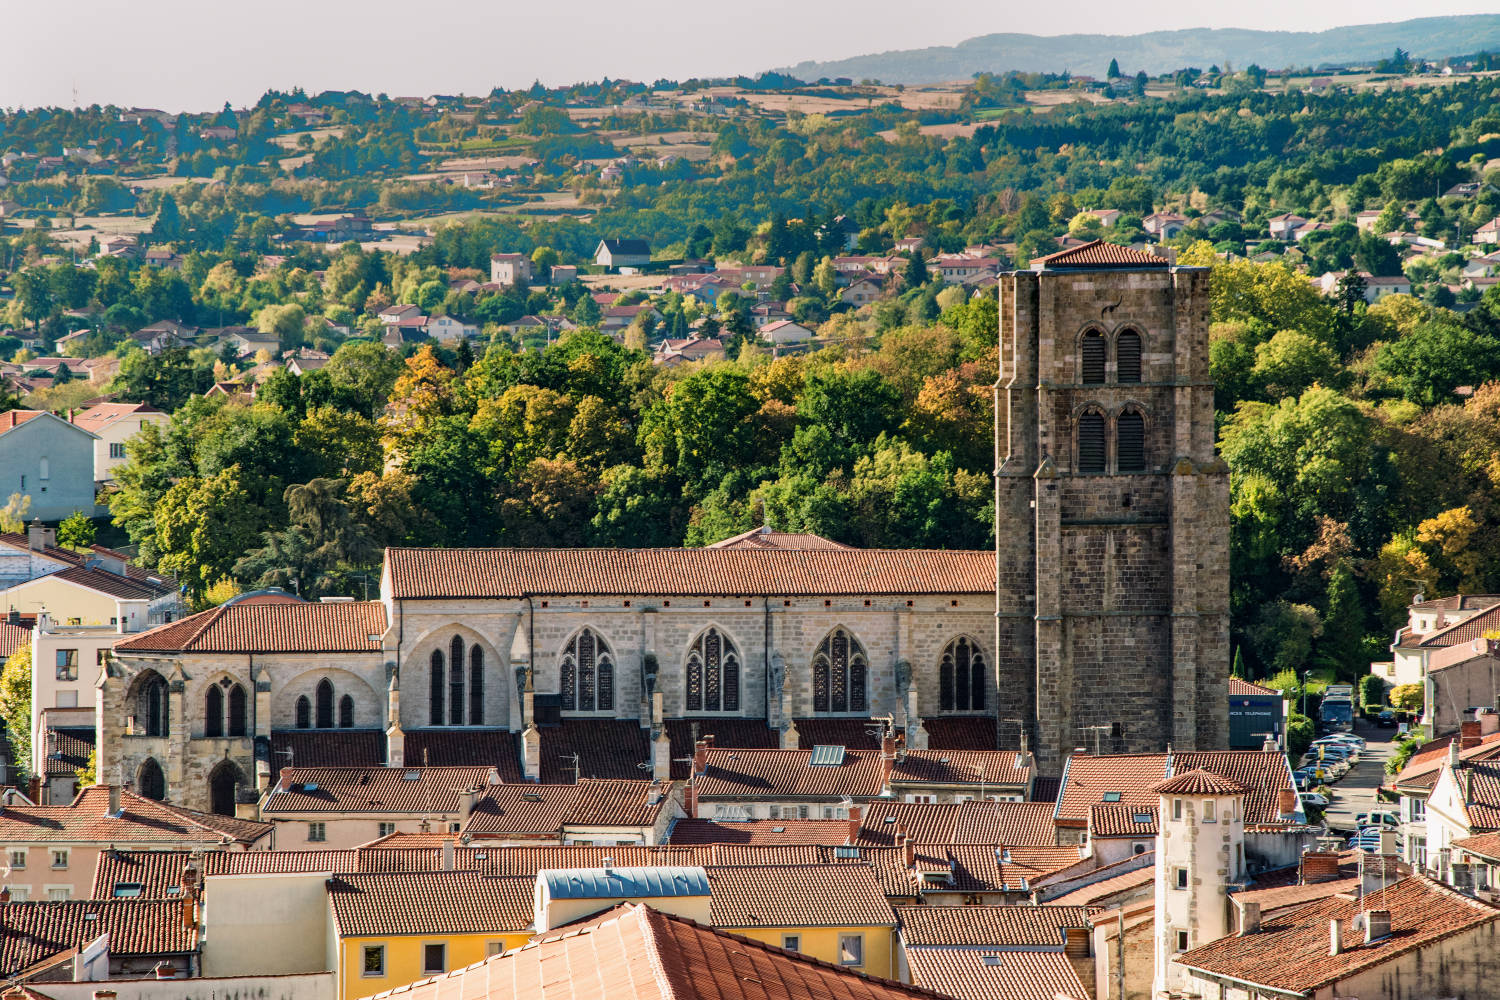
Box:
1151, 768, 1246, 998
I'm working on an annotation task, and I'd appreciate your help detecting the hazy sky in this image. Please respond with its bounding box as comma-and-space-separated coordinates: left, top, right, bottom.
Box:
7, 0, 1498, 111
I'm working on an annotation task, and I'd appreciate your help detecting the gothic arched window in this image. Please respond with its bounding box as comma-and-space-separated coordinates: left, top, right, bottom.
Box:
1080, 330, 1106, 384
295, 696, 311, 729
339, 694, 354, 728
812, 629, 868, 714
204, 684, 224, 738
561, 628, 614, 712
1077, 411, 1106, 474
686, 627, 740, 713
136, 672, 169, 737
429, 649, 444, 725
227, 683, 247, 737
469, 645, 485, 726
137, 757, 166, 801
449, 635, 465, 726
1117, 411, 1146, 472
315, 678, 335, 729
1116, 329, 1143, 383
939, 637, 987, 712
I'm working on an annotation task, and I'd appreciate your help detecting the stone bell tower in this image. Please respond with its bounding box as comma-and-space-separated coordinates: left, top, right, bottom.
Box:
994, 241, 1229, 769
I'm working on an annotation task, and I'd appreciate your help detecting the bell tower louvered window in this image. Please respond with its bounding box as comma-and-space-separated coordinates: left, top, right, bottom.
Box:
1080, 331, 1106, 384
1117, 411, 1146, 472
686, 628, 741, 713
1116, 329, 1142, 383
1077, 412, 1106, 473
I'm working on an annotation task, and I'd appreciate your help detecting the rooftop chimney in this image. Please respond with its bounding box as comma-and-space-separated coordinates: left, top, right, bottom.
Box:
1461, 721, 1482, 751
521, 724, 541, 782
458, 786, 480, 824
1277, 787, 1298, 817
1449, 737, 1462, 769
846, 804, 862, 846
1239, 900, 1261, 935
692, 738, 712, 776
652, 727, 672, 783
27, 520, 54, 552
1364, 909, 1391, 944
1329, 918, 1343, 956
441, 838, 455, 871
1300, 851, 1342, 884
107, 783, 121, 817
1262, 733, 1280, 753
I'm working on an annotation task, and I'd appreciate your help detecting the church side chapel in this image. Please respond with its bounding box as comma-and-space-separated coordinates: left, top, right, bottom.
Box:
98, 248, 1228, 813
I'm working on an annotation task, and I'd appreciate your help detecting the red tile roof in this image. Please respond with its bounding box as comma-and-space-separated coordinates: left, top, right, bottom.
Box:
329, 870, 535, 937
0, 899, 198, 976
706, 864, 895, 928
383, 547, 995, 599
918, 717, 1000, 751
904, 948, 1091, 1000
1047, 859, 1156, 907
464, 779, 672, 834
0, 786, 269, 845
38, 726, 94, 778
93, 849, 197, 898
891, 749, 1032, 788
1034, 239, 1169, 270
114, 601, 387, 653
262, 766, 501, 815
68, 402, 163, 433
1420, 604, 1500, 647
1089, 804, 1158, 837
854, 801, 1057, 848
48, 563, 173, 600
0, 621, 29, 659
540, 719, 649, 782
895, 904, 1092, 946
1391, 731, 1500, 792
1454, 830, 1500, 861
1234, 877, 1362, 915
694, 749, 888, 801
270, 730, 386, 781
368, 902, 950, 1000
705, 527, 853, 550
1152, 768, 1247, 796
1177, 877, 1500, 994
1228, 677, 1279, 696
666, 819, 851, 846
402, 730, 522, 778
0, 409, 46, 437
1057, 751, 1295, 828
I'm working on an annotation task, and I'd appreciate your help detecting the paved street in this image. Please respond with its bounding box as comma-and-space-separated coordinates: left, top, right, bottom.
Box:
1317, 718, 1398, 835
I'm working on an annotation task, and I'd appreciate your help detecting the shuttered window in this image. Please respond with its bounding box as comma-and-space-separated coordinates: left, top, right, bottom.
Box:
1077, 412, 1106, 473
1080, 331, 1106, 384
1116, 330, 1142, 383
1117, 412, 1146, 472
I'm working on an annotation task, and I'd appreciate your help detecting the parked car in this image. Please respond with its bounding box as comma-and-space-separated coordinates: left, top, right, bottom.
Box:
1292, 769, 1316, 790
1355, 810, 1399, 829
1377, 709, 1398, 727
1300, 792, 1330, 808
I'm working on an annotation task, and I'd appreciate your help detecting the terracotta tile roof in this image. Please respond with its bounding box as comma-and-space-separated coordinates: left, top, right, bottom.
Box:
0, 786, 269, 845
1034, 239, 1169, 270
891, 749, 1032, 788
706, 864, 895, 928
854, 801, 1057, 848
367, 902, 950, 1000
1, 621, 31, 659
91, 849, 196, 899
482, 845, 697, 877
205, 849, 363, 875
262, 766, 501, 815
68, 402, 162, 432
896, 904, 1092, 946
48, 563, 172, 600
904, 948, 1091, 1000
694, 749, 887, 801
1176, 877, 1500, 994
540, 719, 649, 782
1235, 877, 1362, 915
705, 528, 854, 550
666, 819, 851, 845
918, 717, 999, 751
0, 409, 46, 437
790, 718, 882, 749
1047, 859, 1156, 907
1228, 677, 1279, 696
1454, 830, 1500, 861
403, 730, 523, 779
0, 900, 198, 976
38, 727, 94, 778
329, 870, 535, 937
1391, 731, 1500, 792
1029, 776, 1061, 803
665, 719, 779, 779
464, 779, 672, 834
1152, 768, 1247, 796
1089, 804, 1158, 837
383, 547, 995, 599
1057, 751, 1295, 828
114, 600, 387, 653
856, 802, 959, 845
1455, 760, 1500, 829
269, 730, 386, 781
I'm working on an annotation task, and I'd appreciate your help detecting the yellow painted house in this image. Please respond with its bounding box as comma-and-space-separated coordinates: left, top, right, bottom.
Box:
326, 870, 534, 1000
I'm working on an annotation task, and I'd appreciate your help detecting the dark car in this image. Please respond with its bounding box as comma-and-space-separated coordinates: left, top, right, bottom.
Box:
1377, 709, 1397, 727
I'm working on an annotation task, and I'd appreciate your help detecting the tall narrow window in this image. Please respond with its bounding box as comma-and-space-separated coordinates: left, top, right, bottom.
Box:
1116, 329, 1142, 383
204, 684, 224, 738
812, 630, 868, 714
339, 694, 355, 728
138, 758, 166, 801
469, 646, 485, 726
939, 637, 986, 711
1117, 411, 1146, 472
1080, 330, 1106, 384
315, 679, 334, 729
449, 636, 465, 726
227, 684, 247, 737
429, 649, 445, 725
561, 629, 614, 712
685, 628, 740, 713
1077, 411, 1106, 474
137, 673, 169, 737
296, 696, 311, 729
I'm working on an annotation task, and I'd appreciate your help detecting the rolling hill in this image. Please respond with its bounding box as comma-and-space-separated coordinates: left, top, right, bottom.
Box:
775, 15, 1500, 84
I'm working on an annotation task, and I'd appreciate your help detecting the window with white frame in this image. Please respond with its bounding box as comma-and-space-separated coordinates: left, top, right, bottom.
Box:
307, 822, 326, 842
378, 823, 396, 838
838, 933, 864, 966
50, 850, 68, 870
47, 887, 70, 901
9, 849, 25, 870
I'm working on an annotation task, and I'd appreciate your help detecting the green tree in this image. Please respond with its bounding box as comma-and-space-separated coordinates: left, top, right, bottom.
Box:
57, 511, 96, 549
1374, 319, 1500, 406
1251, 329, 1338, 399
0, 643, 32, 781
109, 346, 210, 411
154, 467, 265, 606
234, 478, 380, 599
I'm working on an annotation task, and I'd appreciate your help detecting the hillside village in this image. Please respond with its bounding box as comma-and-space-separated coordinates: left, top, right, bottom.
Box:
6, 19, 1500, 1000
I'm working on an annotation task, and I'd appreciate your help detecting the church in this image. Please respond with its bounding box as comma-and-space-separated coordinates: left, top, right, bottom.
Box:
97, 241, 1229, 814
